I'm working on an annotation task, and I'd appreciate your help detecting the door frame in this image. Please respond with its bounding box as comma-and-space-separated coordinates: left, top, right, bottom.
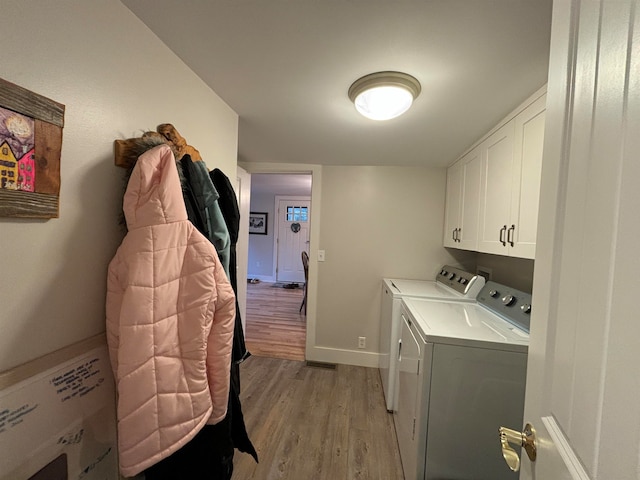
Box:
235, 166, 251, 333
239, 162, 321, 361
272, 195, 311, 282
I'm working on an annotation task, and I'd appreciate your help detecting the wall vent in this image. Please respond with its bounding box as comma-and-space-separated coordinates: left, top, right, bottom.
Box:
305, 361, 337, 370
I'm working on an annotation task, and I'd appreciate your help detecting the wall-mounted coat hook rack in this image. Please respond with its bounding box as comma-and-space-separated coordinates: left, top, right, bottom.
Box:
114, 124, 202, 169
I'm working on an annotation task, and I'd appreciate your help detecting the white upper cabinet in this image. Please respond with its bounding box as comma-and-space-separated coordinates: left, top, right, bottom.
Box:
443, 148, 481, 250
444, 161, 463, 248
477, 121, 516, 255
478, 93, 546, 259
444, 89, 546, 259
509, 94, 546, 258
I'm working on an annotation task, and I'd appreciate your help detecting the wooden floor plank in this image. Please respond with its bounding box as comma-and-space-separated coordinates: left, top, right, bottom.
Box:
233, 361, 305, 479
245, 281, 306, 361
232, 356, 404, 480
318, 362, 352, 477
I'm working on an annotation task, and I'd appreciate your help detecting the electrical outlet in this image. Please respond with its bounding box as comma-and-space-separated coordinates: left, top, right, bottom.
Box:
358, 336, 366, 349
317, 250, 325, 262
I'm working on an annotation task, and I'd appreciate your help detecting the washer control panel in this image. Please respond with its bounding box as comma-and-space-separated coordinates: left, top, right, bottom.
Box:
436, 265, 485, 297
476, 281, 532, 333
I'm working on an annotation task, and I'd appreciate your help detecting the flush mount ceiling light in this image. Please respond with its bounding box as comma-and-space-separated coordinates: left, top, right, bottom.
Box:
348, 71, 421, 121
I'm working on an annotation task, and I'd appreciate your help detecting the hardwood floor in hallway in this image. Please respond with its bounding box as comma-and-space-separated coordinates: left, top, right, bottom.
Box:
231, 355, 404, 480
244, 281, 306, 361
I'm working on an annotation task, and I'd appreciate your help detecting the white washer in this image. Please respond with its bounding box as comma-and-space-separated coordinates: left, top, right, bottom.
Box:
395, 281, 530, 480
379, 266, 485, 412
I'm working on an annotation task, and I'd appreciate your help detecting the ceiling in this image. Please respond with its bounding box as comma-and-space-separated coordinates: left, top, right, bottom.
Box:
251, 173, 312, 196
122, 0, 552, 168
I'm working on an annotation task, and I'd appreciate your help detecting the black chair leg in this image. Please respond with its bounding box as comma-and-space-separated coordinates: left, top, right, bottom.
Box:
300, 285, 307, 314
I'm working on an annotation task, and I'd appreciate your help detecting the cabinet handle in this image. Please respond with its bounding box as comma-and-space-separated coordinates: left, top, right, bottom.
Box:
452, 229, 457, 241
507, 225, 515, 247
457, 228, 462, 242
499, 225, 507, 246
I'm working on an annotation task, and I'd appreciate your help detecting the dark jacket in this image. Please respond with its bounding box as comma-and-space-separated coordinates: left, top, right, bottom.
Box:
210, 168, 257, 465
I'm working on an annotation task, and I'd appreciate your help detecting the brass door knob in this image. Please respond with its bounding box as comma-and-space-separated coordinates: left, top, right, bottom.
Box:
499, 422, 537, 471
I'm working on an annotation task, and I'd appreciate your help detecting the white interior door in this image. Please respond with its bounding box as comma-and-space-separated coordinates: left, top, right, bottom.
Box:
512, 2, 640, 479
275, 196, 310, 283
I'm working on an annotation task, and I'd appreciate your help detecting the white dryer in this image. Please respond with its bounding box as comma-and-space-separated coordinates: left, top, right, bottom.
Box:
379, 266, 485, 412
395, 281, 530, 480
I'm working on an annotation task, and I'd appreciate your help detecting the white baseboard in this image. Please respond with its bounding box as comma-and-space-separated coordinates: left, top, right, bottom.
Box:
306, 346, 380, 368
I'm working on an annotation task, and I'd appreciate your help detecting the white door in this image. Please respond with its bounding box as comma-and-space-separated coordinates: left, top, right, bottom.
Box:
504, 2, 640, 479
275, 196, 310, 283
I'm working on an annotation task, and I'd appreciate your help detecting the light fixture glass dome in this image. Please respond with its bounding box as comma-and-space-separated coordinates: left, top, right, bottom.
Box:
348, 71, 421, 121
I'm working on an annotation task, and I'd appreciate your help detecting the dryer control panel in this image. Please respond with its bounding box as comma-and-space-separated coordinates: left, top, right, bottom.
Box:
476, 281, 532, 333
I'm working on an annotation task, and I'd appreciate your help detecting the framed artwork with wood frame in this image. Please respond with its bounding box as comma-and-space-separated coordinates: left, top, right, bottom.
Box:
249, 212, 268, 235
0, 77, 65, 218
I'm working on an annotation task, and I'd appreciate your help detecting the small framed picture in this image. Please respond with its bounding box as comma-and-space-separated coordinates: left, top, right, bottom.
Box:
249, 212, 268, 235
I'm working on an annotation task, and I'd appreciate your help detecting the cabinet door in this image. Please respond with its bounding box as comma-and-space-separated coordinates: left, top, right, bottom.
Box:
443, 147, 481, 250
478, 121, 515, 254
509, 94, 546, 259
443, 161, 462, 248
457, 147, 481, 250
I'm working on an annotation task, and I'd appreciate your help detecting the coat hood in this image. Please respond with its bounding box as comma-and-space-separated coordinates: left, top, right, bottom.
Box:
123, 144, 187, 230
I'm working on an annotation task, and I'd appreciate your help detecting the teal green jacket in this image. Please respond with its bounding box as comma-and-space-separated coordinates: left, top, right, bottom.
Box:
180, 155, 231, 277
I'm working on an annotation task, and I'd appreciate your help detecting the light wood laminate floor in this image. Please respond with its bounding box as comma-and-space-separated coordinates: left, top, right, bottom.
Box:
231, 356, 404, 480
245, 282, 306, 361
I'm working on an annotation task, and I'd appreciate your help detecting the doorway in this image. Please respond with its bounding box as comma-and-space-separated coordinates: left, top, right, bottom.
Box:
245, 174, 312, 361
275, 196, 310, 284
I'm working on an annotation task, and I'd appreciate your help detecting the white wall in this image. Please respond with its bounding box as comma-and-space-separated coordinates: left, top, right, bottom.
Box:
0, 0, 238, 372
475, 252, 535, 292
313, 165, 468, 365
247, 192, 277, 279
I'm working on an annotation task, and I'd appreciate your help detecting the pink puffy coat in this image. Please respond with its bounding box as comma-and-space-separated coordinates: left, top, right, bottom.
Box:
106, 144, 235, 477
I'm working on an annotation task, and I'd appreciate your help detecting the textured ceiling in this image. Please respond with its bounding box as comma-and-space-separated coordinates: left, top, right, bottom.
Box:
122, 0, 552, 167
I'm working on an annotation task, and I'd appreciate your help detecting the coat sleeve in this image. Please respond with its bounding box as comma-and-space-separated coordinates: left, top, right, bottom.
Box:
105, 256, 123, 376
205, 256, 236, 424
